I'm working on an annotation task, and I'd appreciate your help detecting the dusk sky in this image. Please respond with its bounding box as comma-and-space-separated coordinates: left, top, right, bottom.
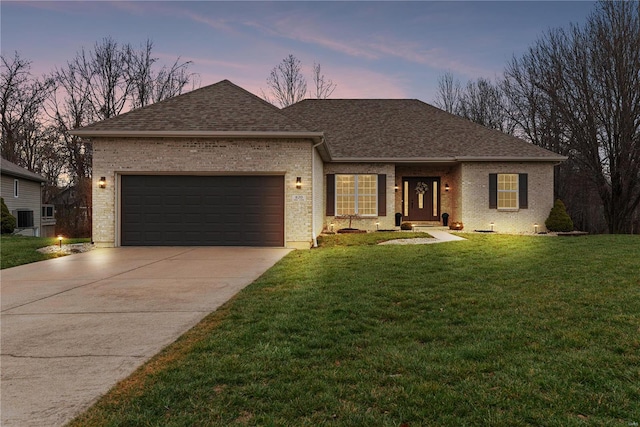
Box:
2, 1, 596, 103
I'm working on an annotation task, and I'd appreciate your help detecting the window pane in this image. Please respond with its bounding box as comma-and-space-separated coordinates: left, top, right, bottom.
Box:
357, 174, 376, 195
497, 174, 518, 209
358, 195, 376, 215
336, 175, 355, 215
403, 181, 409, 216
336, 174, 377, 216
498, 174, 518, 191
357, 175, 377, 215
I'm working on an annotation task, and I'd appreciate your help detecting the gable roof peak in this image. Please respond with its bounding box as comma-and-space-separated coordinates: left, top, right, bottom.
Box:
73, 79, 310, 135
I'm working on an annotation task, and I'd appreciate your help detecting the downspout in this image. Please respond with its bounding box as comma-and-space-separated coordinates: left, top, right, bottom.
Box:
311, 136, 325, 248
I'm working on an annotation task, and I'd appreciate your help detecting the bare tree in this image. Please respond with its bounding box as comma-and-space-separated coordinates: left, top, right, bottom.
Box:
1, 52, 54, 165
263, 54, 308, 107
79, 37, 131, 120
312, 62, 336, 99
507, 0, 640, 233
126, 39, 196, 108
46, 38, 198, 236
458, 77, 515, 134
433, 71, 461, 114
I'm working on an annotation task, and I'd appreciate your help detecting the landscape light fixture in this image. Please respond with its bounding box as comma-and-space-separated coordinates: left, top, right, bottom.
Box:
98, 177, 106, 189
534, 223, 539, 233
490, 222, 495, 232
445, 183, 450, 192
58, 235, 63, 248
376, 221, 380, 230
330, 222, 334, 231
296, 177, 302, 189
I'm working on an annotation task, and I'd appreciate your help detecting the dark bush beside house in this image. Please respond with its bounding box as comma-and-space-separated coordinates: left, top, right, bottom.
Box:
546, 199, 574, 232
400, 222, 413, 230
1, 197, 16, 234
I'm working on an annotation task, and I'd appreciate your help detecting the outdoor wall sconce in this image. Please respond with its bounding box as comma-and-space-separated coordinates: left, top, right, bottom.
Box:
394, 185, 399, 192
98, 177, 106, 189
296, 177, 302, 189
445, 183, 450, 192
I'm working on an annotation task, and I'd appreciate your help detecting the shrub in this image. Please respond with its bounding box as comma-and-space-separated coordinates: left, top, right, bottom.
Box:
545, 199, 574, 232
1, 197, 16, 234
400, 222, 413, 230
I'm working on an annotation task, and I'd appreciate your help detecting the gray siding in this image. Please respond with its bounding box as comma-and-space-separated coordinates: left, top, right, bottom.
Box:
1, 174, 43, 236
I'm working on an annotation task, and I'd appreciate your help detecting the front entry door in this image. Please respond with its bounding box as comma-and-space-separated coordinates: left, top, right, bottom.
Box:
403, 177, 440, 221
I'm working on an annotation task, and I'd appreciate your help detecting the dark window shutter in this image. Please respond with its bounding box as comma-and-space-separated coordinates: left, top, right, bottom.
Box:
489, 174, 498, 209
326, 174, 335, 216
377, 174, 387, 216
519, 173, 528, 209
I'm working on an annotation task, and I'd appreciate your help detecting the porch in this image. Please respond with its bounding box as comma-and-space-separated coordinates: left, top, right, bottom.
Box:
395, 164, 461, 227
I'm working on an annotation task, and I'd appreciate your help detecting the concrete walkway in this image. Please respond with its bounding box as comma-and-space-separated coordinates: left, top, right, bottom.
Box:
1, 247, 290, 427
378, 230, 466, 245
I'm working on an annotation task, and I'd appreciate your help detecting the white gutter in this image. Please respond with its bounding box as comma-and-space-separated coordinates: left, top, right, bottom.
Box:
310, 136, 326, 248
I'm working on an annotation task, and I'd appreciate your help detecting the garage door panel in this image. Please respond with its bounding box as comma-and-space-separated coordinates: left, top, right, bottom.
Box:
121, 175, 284, 246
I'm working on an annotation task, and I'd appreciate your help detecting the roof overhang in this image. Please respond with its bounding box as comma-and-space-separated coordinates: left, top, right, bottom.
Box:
455, 156, 568, 162
327, 155, 568, 163
69, 130, 326, 140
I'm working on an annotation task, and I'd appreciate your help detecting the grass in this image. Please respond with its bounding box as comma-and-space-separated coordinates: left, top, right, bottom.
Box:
70, 233, 639, 426
0, 235, 90, 269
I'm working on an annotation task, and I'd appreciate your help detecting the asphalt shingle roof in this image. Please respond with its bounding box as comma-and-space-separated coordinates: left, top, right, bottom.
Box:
75, 79, 564, 162
283, 99, 564, 160
77, 80, 309, 133
1, 158, 45, 182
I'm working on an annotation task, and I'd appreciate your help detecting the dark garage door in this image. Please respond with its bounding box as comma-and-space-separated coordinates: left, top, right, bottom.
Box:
121, 175, 284, 246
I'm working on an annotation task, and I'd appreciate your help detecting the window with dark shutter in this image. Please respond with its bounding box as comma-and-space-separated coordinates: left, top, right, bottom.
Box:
519, 173, 528, 209
326, 174, 335, 216
490, 173, 528, 210
377, 174, 386, 216
489, 174, 498, 209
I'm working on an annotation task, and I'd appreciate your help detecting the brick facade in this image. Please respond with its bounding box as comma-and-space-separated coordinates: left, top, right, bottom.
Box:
459, 162, 556, 233
323, 163, 396, 231
92, 137, 317, 248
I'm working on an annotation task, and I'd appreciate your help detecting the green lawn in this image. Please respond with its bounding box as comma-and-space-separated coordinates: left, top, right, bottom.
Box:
0, 235, 90, 269
71, 234, 639, 427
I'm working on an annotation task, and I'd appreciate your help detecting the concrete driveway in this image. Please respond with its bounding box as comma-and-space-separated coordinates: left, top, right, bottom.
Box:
1, 246, 290, 427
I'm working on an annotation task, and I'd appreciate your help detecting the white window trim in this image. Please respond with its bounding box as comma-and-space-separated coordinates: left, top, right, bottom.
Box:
14, 179, 19, 198
497, 173, 519, 211
335, 174, 378, 216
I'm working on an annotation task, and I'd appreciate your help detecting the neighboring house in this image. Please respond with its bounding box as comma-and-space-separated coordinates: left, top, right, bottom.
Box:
71, 80, 566, 249
49, 184, 92, 237
1, 158, 56, 237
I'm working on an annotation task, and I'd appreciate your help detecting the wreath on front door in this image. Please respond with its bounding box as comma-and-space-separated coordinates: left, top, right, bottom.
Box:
415, 181, 429, 194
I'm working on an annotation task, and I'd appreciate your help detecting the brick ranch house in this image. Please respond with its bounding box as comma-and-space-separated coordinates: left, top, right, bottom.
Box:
72, 80, 566, 249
